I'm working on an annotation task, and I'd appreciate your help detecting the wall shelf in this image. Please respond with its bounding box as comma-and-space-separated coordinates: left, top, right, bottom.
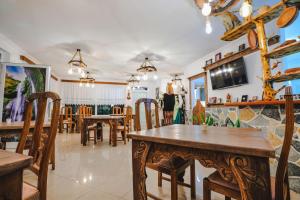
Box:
203, 47, 258, 71
207, 103, 225, 107
267, 72, 300, 83
265, 41, 300, 59
224, 100, 300, 107
221, 2, 284, 41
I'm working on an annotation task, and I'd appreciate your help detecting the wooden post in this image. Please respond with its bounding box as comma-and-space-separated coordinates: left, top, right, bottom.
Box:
255, 20, 277, 100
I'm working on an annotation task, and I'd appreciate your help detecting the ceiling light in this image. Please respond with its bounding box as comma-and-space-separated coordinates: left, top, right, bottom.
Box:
205, 18, 212, 34
202, 3, 212, 16
136, 57, 158, 81
239, 0, 253, 18
68, 68, 73, 75
79, 71, 95, 89
68, 49, 87, 76
153, 74, 158, 80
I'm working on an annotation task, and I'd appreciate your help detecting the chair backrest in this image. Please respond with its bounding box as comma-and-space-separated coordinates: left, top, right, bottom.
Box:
16, 92, 61, 200
135, 98, 159, 131
124, 106, 133, 125
113, 106, 122, 115
64, 106, 72, 121
275, 86, 293, 200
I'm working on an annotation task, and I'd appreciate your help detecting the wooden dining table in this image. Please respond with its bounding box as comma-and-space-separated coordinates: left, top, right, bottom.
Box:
0, 149, 32, 199
0, 121, 56, 170
128, 125, 275, 200
81, 115, 125, 146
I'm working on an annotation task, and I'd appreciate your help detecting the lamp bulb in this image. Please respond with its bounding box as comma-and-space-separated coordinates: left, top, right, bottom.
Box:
205, 19, 212, 34
239, 1, 253, 18
68, 68, 73, 75
202, 3, 212, 16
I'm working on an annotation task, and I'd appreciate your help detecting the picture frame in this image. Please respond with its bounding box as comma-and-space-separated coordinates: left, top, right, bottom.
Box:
209, 97, 217, 104
241, 95, 248, 102
205, 59, 213, 66
215, 53, 222, 62
239, 44, 246, 52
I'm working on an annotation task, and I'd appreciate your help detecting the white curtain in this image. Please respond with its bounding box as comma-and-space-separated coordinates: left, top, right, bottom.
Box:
61, 82, 126, 105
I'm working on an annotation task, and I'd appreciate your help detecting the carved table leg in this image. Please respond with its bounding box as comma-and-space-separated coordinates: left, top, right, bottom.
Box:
132, 140, 151, 200
229, 155, 271, 200
112, 119, 117, 147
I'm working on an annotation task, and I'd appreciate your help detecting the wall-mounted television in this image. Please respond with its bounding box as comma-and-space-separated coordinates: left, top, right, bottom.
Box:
210, 57, 248, 90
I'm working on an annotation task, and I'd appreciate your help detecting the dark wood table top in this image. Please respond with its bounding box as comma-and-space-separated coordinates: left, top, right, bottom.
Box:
0, 121, 51, 130
0, 150, 32, 176
128, 125, 275, 158
84, 115, 125, 120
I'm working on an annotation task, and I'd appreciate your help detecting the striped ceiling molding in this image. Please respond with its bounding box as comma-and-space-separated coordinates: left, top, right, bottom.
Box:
61, 79, 128, 85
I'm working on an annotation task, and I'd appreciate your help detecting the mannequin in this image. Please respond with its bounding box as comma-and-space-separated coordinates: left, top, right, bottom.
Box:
163, 83, 175, 125
192, 100, 206, 125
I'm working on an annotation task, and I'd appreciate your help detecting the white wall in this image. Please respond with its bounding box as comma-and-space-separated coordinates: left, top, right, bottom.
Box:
0, 33, 39, 63
183, 20, 280, 108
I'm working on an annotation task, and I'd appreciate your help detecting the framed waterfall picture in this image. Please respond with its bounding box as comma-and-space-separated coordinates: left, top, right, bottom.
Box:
0, 63, 50, 122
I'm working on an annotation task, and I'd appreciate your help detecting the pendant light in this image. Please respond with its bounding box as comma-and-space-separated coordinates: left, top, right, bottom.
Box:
136, 57, 158, 81
68, 49, 87, 77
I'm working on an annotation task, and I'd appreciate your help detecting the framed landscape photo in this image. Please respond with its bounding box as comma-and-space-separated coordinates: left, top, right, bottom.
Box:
0, 63, 50, 122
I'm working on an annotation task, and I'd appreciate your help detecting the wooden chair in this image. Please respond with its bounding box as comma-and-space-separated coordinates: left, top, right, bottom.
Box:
113, 106, 122, 115
203, 86, 294, 200
135, 98, 196, 200
111, 106, 132, 144
16, 92, 61, 200
62, 106, 75, 133
80, 106, 102, 144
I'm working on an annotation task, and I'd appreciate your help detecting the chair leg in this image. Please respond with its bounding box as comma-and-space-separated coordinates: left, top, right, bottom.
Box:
190, 160, 196, 198
171, 171, 178, 200
94, 129, 97, 144
158, 172, 162, 187
203, 178, 211, 200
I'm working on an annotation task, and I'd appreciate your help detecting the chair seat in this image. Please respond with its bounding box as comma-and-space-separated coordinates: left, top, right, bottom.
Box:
23, 182, 39, 200
207, 171, 276, 200
147, 157, 190, 175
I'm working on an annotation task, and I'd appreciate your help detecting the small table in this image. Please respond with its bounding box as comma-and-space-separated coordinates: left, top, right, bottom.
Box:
0, 122, 55, 170
81, 115, 125, 146
0, 150, 32, 199
128, 125, 275, 200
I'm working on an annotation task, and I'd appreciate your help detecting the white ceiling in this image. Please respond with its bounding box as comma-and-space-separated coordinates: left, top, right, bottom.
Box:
0, 0, 277, 81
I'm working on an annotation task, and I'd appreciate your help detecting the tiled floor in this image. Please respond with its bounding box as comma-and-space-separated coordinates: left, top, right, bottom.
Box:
20, 127, 299, 200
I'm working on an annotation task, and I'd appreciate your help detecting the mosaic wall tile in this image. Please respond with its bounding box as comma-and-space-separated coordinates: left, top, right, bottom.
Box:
239, 107, 256, 121
268, 132, 283, 148
228, 111, 237, 122
292, 140, 300, 153
248, 115, 270, 127
275, 126, 286, 138
261, 105, 281, 121
289, 162, 300, 176
280, 104, 300, 115
276, 146, 300, 162
290, 178, 300, 193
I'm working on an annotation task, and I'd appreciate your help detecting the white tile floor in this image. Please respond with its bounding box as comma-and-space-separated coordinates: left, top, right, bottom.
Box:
19, 127, 299, 200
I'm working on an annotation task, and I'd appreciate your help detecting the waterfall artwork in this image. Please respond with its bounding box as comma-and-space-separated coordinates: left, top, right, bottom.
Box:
2, 65, 46, 122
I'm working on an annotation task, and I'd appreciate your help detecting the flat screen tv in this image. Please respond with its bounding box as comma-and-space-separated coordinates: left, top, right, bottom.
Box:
210, 57, 248, 90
